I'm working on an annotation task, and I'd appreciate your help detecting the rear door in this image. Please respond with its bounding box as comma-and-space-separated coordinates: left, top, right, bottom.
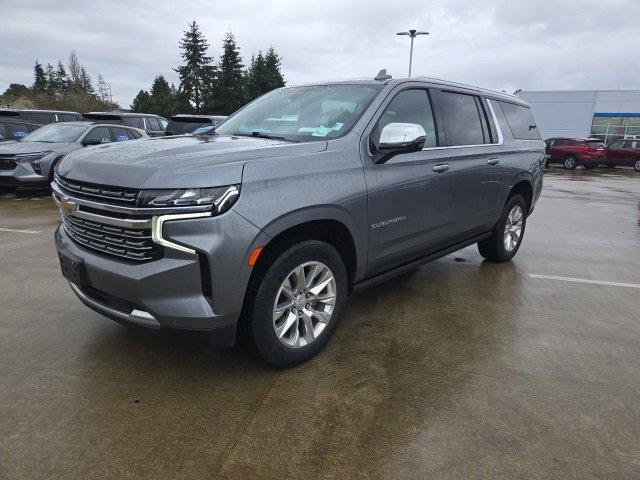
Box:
362, 86, 454, 276
432, 89, 505, 237
606, 140, 626, 164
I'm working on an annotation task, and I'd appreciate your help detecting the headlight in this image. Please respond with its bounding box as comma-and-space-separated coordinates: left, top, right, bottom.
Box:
138, 185, 240, 213
16, 151, 51, 164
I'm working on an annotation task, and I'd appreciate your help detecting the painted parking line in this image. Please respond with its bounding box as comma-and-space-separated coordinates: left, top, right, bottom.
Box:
0, 227, 41, 234
529, 274, 640, 289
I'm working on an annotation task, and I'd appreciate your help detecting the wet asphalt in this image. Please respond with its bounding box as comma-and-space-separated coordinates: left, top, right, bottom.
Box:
1, 168, 639, 479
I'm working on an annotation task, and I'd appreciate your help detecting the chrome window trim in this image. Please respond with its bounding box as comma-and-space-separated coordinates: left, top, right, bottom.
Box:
151, 212, 212, 255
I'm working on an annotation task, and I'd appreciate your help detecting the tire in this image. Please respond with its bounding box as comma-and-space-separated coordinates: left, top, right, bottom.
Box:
634, 159, 640, 172
478, 194, 527, 263
0, 186, 17, 193
244, 240, 348, 368
606, 163, 616, 169
564, 156, 578, 169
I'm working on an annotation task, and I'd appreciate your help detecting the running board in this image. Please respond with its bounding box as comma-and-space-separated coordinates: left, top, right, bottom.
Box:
352, 232, 491, 292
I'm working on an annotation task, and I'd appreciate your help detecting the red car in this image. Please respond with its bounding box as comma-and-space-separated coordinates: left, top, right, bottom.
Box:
545, 137, 605, 169
604, 139, 640, 171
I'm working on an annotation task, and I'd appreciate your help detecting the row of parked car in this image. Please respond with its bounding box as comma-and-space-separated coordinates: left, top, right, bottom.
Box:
0, 109, 226, 191
545, 137, 640, 172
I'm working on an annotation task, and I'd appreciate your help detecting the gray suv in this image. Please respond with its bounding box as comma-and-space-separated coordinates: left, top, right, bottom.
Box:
53, 74, 544, 367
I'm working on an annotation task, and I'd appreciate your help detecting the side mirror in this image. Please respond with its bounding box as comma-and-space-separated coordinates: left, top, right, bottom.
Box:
82, 138, 102, 147
373, 123, 427, 164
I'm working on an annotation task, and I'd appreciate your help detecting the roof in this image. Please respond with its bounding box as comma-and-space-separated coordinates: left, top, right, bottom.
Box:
170, 114, 226, 121
83, 111, 160, 118
287, 75, 527, 105
0, 108, 80, 114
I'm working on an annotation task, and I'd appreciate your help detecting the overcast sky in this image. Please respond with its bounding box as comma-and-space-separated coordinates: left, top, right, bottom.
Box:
2, 0, 639, 107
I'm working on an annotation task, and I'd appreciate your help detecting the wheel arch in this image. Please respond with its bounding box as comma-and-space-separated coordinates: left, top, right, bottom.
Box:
508, 179, 534, 215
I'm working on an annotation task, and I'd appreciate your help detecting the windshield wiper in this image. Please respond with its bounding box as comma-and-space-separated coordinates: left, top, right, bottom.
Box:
234, 131, 289, 142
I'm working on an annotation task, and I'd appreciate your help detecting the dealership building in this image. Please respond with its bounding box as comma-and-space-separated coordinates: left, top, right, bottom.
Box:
517, 90, 640, 143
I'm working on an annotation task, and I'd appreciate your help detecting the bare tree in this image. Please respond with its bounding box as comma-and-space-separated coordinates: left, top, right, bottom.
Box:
68, 50, 82, 91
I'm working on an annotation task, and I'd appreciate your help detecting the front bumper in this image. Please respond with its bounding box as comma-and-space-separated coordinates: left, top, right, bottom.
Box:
55, 206, 268, 345
0, 162, 48, 186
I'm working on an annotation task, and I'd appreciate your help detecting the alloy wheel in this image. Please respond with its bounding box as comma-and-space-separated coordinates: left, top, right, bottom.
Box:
635, 159, 640, 172
272, 261, 336, 348
564, 157, 576, 169
503, 205, 524, 252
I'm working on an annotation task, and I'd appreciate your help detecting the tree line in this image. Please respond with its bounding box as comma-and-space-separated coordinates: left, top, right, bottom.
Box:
131, 21, 285, 118
1, 51, 118, 112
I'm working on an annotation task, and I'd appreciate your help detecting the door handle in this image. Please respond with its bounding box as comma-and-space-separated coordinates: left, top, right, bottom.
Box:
487, 158, 500, 166
432, 164, 450, 173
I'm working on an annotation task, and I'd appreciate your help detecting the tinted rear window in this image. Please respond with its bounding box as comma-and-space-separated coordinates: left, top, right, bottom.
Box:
58, 113, 78, 122
21, 112, 55, 124
498, 101, 541, 140
440, 91, 485, 146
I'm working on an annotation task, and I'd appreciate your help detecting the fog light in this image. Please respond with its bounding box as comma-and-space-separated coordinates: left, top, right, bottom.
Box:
30, 159, 42, 175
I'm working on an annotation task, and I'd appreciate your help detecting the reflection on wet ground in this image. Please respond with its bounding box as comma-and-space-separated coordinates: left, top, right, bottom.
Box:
1, 169, 639, 479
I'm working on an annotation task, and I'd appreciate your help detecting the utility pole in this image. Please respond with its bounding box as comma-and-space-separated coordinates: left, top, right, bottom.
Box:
396, 29, 429, 77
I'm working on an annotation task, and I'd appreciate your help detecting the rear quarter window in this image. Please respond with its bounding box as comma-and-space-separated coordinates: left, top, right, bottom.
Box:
497, 101, 541, 140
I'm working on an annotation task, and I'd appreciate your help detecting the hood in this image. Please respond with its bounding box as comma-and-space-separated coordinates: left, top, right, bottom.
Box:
0, 141, 77, 155
57, 135, 328, 189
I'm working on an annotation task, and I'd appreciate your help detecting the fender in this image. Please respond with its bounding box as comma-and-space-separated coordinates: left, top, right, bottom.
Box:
259, 204, 368, 282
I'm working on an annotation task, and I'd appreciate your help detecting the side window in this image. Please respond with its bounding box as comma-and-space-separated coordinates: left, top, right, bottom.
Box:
374, 89, 438, 148
111, 127, 131, 142
7, 123, 30, 139
128, 129, 142, 139
83, 126, 112, 143
439, 91, 485, 146
609, 140, 624, 148
59, 114, 77, 122
0, 123, 7, 139
497, 101, 541, 140
148, 118, 161, 130
159, 118, 168, 130
123, 117, 143, 129
21, 112, 55, 124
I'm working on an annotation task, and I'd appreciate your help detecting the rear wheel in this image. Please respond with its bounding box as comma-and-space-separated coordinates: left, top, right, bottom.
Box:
244, 240, 348, 368
634, 159, 640, 172
564, 156, 578, 169
478, 194, 526, 263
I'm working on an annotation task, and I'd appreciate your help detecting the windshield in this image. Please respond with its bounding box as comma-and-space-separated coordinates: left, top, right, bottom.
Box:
23, 123, 87, 143
215, 84, 383, 142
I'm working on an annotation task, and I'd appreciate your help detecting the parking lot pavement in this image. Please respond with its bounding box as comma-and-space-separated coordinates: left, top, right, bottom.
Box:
1, 169, 639, 480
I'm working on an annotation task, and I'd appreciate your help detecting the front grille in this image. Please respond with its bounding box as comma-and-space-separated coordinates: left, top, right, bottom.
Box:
61, 212, 162, 262
0, 156, 16, 170
56, 175, 138, 205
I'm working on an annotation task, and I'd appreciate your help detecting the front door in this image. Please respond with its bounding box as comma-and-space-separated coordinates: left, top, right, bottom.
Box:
362, 87, 453, 277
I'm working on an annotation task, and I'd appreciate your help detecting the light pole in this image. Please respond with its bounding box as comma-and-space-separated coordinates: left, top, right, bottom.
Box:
396, 29, 429, 77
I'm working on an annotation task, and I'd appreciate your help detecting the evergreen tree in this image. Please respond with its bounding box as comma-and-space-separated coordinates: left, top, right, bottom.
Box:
148, 75, 173, 117
44, 63, 56, 93
245, 51, 268, 101
215, 31, 245, 114
54, 61, 70, 94
130, 90, 151, 113
32, 61, 47, 93
264, 46, 285, 91
174, 21, 214, 113
79, 67, 95, 96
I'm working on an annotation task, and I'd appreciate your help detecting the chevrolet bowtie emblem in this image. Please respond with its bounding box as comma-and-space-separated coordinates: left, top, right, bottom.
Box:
60, 196, 78, 214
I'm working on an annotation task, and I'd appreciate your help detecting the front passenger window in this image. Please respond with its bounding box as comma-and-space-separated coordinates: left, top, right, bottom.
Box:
374, 89, 437, 148
83, 127, 112, 144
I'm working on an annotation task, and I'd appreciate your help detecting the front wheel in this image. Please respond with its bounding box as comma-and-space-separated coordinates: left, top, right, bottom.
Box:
634, 159, 640, 172
244, 240, 348, 368
478, 194, 527, 263
564, 156, 578, 169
